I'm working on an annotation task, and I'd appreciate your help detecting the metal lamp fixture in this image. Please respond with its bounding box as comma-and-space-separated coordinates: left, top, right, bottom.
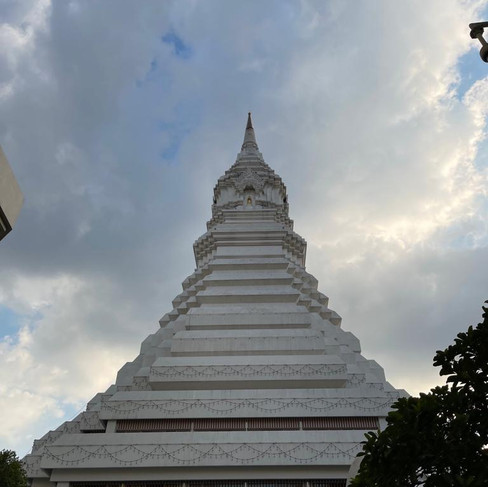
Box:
469, 21, 488, 62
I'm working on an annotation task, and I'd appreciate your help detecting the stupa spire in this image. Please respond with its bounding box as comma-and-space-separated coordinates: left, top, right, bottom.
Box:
24, 115, 407, 487
241, 112, 259, 151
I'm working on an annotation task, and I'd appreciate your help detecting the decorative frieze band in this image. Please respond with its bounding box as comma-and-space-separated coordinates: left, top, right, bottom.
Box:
150, 363, 346, 380
31, 420, 81, 453
23, 454, 45, 478
100, 396, 395, 418
42, 441, 363, 468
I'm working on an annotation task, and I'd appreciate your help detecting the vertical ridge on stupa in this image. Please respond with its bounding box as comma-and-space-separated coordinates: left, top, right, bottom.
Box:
25, 115, 407, 487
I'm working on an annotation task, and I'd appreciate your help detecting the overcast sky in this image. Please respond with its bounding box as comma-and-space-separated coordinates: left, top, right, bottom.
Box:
1, 0, 488, 456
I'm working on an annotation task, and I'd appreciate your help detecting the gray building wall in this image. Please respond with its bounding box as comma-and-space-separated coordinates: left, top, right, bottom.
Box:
0, 146, 23, 241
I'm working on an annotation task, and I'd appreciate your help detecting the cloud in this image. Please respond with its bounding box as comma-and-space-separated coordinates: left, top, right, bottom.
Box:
0, 0, 487, 456
0, 271, 152, 452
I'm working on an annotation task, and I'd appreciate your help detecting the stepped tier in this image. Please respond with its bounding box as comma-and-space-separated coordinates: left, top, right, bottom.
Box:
25, 114, 406, 486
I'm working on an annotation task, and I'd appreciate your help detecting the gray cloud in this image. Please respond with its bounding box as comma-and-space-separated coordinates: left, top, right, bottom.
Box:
0, 0, 487, 454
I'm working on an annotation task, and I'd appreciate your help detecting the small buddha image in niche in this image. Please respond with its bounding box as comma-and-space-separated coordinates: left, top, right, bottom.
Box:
247, 196, 252, 205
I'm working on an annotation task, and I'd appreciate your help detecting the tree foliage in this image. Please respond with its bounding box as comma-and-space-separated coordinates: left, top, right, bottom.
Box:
0, 450, 28, 487
350, 301, 488, 487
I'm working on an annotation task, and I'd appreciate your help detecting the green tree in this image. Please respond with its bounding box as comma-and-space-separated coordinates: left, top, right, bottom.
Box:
350, 301, 488, 487
0, 450, 27, 487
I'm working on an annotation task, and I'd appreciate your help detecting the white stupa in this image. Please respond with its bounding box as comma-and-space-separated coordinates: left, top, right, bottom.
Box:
25, 114, 406, 487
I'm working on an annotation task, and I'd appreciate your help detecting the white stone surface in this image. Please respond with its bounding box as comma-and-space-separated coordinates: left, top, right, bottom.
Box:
24, 115, 406, 486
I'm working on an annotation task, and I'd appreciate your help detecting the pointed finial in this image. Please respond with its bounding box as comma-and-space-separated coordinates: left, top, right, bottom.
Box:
242, 112, 258, 151
246, 112, 253, 130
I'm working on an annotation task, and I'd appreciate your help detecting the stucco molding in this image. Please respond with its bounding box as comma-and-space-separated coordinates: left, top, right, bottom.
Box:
42, 441, 363, 468
100, 396, 397, 417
